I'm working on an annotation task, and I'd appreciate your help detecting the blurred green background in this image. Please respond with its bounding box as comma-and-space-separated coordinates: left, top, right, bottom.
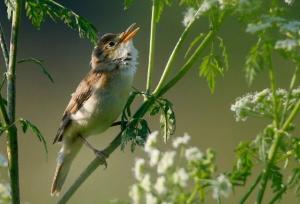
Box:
1, 0, 300, 203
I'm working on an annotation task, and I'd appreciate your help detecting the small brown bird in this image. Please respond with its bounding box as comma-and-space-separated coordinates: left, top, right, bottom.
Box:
51, 24, 140, 196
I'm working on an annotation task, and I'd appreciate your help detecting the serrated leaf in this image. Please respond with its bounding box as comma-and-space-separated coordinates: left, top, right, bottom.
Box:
245, 39, 267, 85
159, 99, 176, 142
199, 54, 224, 93
18, 58, 54, 83
185, 33, 205, 58
270, 164, 284, 194
19, 118, 48, 155
25, 0, 98, 44
124, 0, 134, 9
155, 0, 172, 23
218, 36, 229, 70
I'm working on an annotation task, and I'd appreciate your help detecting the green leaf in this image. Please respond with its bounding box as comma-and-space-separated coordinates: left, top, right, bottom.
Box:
270, 164, 284, 194
159, 99, 176, 142
185, 33, 205, 58
199, 54, 224, 93
18, 58, 54, 83
155, 0, 172, 23
230, 141, 256, 185
218, 36, 229, 70
245, 39, 267, 85
124, 0, 134, 9
19, 118, 48, 155
25, 0, 98, 44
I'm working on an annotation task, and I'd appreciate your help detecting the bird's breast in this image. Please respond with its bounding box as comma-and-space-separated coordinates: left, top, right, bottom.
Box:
72, 70, 134, 136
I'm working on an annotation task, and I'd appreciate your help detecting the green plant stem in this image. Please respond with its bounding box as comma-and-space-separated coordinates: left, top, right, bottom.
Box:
0, 21, 9, 68
153, 10, 198, 94
256, 45, 281, 204
146, 0, 158, 92
239, 173, 262, 204
280, 65, 299, 126
267, 47, 279, 129
6, 0, 22, 203
154, 30, 215, 97
187, 184, 200, 204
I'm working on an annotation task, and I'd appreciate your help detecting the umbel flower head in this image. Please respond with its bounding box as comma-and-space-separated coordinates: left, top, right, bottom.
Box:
129, 131, 232, 204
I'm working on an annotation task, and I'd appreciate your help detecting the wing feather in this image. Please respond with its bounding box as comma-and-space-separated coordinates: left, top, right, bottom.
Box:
53, 70, 102, 143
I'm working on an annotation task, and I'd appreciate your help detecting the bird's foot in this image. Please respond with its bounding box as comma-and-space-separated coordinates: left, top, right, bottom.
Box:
94, 150, 108, 168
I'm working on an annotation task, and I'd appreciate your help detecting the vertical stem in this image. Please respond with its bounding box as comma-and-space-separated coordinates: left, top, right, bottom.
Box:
0, 21, 9, 68
153, 11, 198, 94
280, 65, 299, 126
256, 44, 279, 204
6, 0, 22, 203
239, 173, 262, 204
146, 0, 157, 93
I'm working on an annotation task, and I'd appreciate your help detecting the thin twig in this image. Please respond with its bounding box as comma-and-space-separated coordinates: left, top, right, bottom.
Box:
239, 173, 262, 204
146, 0, 157, 93
154, 7, 201, 94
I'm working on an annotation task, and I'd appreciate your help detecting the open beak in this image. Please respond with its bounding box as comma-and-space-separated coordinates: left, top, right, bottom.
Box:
119, 23, 140, 43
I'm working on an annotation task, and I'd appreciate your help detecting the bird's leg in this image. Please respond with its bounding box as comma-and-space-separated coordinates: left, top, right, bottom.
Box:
78, 135, 108, 168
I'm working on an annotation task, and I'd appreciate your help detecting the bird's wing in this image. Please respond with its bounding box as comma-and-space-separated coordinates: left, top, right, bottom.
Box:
53, 70, 102, 143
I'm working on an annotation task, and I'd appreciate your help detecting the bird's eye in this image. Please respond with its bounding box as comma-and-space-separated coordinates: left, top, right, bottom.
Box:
108, 41, 115, 47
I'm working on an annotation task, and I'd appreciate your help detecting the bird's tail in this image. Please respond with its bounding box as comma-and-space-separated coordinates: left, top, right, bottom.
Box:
51, 139, 82, 196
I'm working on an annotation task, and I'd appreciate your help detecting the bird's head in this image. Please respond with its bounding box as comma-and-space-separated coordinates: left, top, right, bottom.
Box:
91, 23, 139, 71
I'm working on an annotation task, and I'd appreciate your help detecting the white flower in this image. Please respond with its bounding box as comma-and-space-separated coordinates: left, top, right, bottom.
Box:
129, 184, 140, 204
145, 193, 158, 204
140, 174, 151, 192
284, 0, 294, 5
133, 158, 146, 181
154, 176, 167, 195
157, 151, 176, 174
144, 131, 159, 153
149, 149, 160, 167
182, 8, 197, 27
172, 133, 190, 148
275, 39, 299, 51
211, 174, 232, 199
173, 168, 189, 187
185, 147, 203, 162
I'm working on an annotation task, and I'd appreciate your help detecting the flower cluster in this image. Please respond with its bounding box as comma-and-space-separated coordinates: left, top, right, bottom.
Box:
231, 88, 300, 122
129, 132, 232, 204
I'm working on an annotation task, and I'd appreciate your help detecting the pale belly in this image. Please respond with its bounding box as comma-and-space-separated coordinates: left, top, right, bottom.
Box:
70, 73, 133, 137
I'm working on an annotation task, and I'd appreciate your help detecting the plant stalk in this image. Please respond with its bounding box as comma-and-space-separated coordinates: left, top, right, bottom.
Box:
153, 9, 199, 94
154, 30, 215, 97
6, 0, 23, 203
146, 0, 158, 93
239, 173, 262, 204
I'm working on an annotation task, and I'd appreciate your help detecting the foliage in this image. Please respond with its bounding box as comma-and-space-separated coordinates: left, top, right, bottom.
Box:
25, 0, 97, 44
19, 118, 48, 155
